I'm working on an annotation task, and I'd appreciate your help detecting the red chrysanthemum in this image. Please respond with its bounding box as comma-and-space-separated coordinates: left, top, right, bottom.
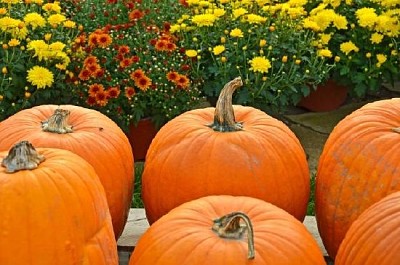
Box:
93, 68, 105, 78
155, 40, 167, 51
124, 86, 136, 99
165, 42, 176, 52
131, 55, 140, 63
107, 86, 121, 98
86, 96, 97, 106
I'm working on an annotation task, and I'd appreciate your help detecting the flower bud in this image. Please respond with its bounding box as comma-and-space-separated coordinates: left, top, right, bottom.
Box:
282, 56, 288, 63
2, 67, 7, 74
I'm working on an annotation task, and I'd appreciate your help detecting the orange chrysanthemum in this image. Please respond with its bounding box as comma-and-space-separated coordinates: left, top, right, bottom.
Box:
107, 86, 121, 98
166, 71, 179, 82
86, 64, 101, 75
130, 69, 145, 81
95, 90, 109, 106
155, 39, 167, 51
78, 69, 91, 80
176, 74, 190, 89
88, 83, 105, 96
84, 55, 98, 66
120, 57, 133, 68
125, 86, 136, 99
134, 76, 152, 91
88, 33, 99, 46
97, 33, 112, 48
93, 68, 105, 78
118, 45, 130, 54
129, 9, 144, 21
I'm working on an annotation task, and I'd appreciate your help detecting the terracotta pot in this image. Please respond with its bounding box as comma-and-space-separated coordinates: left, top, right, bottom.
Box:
298, 79, 349, 112
127, 118, 158, 161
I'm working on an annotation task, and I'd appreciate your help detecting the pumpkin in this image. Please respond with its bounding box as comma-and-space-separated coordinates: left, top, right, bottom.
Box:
315, 98, 400, 259
0, 141, 118, 264
142, 77, 310, 224
129, 195, 325, 265
0, 105, 134, 239
336, 191, 400, 264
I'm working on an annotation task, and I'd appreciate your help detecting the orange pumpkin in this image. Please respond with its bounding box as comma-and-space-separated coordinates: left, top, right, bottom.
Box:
336, 191, 400, 264
315, 98, 400, 259
129, 195, 326, 265
142, 77, 310, 224
0, 105, 134, 239
0, 141, 118, 264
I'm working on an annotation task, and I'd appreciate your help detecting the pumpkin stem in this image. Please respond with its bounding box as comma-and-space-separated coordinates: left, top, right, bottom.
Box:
208, 77, 244, 132
41, 109, 73, 134
1, 141, 45, 173
212, 211, 255, 260
392, 127, 400, 133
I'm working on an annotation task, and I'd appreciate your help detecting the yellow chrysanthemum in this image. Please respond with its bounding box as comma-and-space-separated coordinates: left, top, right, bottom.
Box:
302, 18, 321, 31
318, 49, 333, 58
42, 2, 62, 13
212, 45, 225, 55
211, 8, 226, 18
249, 56, 272, 74
191, 13, 217, 27
27, 40, 50, 61
245, 14, 267, 24
0, 7, 7, 15
185, 49, 198, 57
320, 33, 332, 45
340, 41, 359, 55
63, 20, 76, 28
49, 41, 66, 52
1, 0, 19, 4
8, 38, 20, 47
230, 28, 244, 38
24, 13, 46, 29
47, 14, 66, 26
356, 8, 378, 28
232, 8, 248, 19
370, 32, 384, 44
332, 14, 348, 30
376, 54, 387, 67
27, 66, 54, 89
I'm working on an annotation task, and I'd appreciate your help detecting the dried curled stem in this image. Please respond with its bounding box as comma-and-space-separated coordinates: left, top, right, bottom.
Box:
208, 77, 244, 132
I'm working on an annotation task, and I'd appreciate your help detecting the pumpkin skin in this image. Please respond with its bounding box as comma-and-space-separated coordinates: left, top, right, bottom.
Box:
142, 105, 310, 224
129, 195, 325, 265
315, 98, 400, 259
0, 145, 118, 264
336, 191, 400, 264
0, 105, 134, 239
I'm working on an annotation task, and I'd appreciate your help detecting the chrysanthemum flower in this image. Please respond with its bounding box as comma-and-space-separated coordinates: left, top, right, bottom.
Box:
47, 14, 66, 26
107, 86, 121, 98
318, 49, 333, 58
167, 71, 179, 82
27, 66, 54, 89
135, 76, 152, 91
185, 49, 198, 57
130, 69, 145, 81
95, 90, 109, 106
176, 75, 190, 89
340, 41, 359, 55
88, 83, 105, 96
213, 45, 225, 55
230, 28, 244, 38
125, 86, 136, 99
249, 56, 272, 73
24, 12, 46, 29
191, 14, 217, 27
